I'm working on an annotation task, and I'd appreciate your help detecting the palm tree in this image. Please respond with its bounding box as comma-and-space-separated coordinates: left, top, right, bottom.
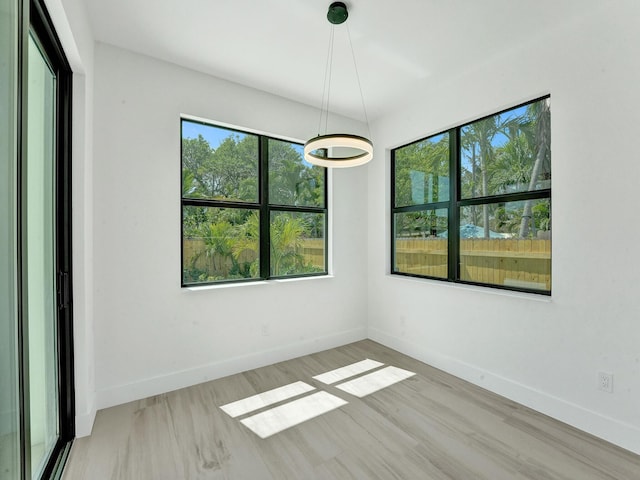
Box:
270, 214, 307, 275
204, 221, 237, 276
461, 117, 500, 237
518, 98, 551, 237
231, 212, 261, 277
232, 213, 311, 276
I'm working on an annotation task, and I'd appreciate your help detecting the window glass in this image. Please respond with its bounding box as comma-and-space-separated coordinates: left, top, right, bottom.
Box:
268, 139, 325, 207
182, 206, 260, 284
393, 209, 448, 279
391, 97, 551, 294
182, 121, 259, 203
269, 211, 325, 277
394, 133, 449, 207
181, 119, 327, 285
460, 98, 550, 199
459, 199, 551, 291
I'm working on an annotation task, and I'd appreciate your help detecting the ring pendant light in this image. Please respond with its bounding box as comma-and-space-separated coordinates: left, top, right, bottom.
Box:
304, 2, 373, 168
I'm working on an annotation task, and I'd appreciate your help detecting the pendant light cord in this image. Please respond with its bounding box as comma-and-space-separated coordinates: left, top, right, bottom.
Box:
347, 23, 371, 139
318, 25, 335, 136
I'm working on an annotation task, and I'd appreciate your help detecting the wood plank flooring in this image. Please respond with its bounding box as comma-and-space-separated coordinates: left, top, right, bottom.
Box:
62, 340, 640, 479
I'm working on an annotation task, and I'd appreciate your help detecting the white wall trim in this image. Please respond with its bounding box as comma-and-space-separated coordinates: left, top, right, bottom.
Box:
75, 405, 97, 438
96, 327, 367, 410
368, 327, 640, 456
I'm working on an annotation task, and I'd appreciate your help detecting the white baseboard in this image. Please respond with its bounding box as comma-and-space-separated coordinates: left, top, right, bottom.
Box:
75, 406, 97, 438
96, 327, 367, 411
368, 327, 640, 456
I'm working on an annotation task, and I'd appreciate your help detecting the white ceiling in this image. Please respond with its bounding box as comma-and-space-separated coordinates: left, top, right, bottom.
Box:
84, 0, 588, 122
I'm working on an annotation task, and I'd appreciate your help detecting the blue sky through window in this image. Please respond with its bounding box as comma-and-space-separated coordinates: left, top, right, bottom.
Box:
182, 120, 311, 166
182, 120, 248, 149
460, 104, 529, 173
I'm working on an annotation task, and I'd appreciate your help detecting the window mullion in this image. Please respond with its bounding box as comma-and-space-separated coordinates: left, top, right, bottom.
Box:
458, 188, 551, 207
390, 149, 397, 272
259, 136, 270, 279
449, 128, 459, 282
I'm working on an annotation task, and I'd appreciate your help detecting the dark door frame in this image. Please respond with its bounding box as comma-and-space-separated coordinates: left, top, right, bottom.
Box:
17, 0, 74, 478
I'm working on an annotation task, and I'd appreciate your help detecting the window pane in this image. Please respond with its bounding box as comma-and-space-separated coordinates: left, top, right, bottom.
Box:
182, 206, 260, 284
27, 34, 60, 477
270, 211, 325, 277
269, 139, 325, 207
460, 98, 551, 199
459, 199, 551, 291
182, 120, 258, 202
394, 133, 449, 207
393, 209, 448, 278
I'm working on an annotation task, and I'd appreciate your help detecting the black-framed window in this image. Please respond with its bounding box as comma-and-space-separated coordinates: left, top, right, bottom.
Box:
181, 119, 328, 286
392, 96, 551, 294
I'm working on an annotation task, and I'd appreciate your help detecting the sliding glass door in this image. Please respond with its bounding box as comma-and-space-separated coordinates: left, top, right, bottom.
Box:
1, 0, 74, 478
26, 31, 60, 479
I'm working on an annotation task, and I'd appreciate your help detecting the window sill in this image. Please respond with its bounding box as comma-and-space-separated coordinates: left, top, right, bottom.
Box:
388, 273, 552, 303
184, 275, 334, 292
273, 274, 334, 284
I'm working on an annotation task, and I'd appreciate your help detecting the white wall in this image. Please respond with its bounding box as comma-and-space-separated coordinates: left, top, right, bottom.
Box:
92, 43, 369, 410
59, 0, 640, 454
367, 1, 640, 454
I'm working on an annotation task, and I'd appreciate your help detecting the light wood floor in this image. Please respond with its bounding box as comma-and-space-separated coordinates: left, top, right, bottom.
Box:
62, 340, 640, 479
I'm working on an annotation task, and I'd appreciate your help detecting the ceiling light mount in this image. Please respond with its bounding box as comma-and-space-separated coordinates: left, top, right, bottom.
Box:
304, 2, 373, 168
327, 2, 348, 25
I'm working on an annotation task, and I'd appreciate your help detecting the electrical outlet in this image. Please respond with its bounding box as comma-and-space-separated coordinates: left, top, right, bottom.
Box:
597, 371, 613, 393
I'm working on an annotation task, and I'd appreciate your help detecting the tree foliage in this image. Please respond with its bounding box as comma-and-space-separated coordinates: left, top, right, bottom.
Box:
181, 132, 325, 283
394, 99, 551, 240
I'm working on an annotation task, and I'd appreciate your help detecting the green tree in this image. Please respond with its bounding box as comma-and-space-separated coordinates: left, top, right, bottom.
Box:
231, 211, 261, 278
182, 134, 216, 198
460, 99, 550, 238
393, 135, 449, 238
231, 213, 321, 277
270, 214, 308, 275
182, 128, 325, 282
394, 135, 449, 209
269, 139, 324, 207
461, 116, 501, 237
518, 98, 551, 237
211, 135, 259, 201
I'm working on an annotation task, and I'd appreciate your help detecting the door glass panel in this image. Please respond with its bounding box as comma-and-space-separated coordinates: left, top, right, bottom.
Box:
0, 0, 21, 478
27, 33, 59, 478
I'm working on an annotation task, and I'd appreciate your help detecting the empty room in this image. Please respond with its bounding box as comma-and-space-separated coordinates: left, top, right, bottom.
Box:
2, 0, 640, 479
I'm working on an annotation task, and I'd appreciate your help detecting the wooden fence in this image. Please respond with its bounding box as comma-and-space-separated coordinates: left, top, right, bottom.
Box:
395, 238, 551, 290
185, 236, 551, 290
183, 238, 325, 276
